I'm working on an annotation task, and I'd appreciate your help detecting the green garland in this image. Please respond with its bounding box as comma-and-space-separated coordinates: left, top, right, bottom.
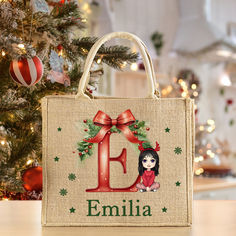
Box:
77, 119, 152, 161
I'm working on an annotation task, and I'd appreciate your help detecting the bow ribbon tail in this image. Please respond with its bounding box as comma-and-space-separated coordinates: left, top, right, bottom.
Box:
84, 126, 111, 143
118, 125, 140, 144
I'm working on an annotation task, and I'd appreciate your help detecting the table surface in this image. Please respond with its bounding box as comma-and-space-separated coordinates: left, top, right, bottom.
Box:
194, 177, 236, 192
0, 200, 236, 236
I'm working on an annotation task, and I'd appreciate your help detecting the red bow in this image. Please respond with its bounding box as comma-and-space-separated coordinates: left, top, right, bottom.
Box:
84, 109, 140, 144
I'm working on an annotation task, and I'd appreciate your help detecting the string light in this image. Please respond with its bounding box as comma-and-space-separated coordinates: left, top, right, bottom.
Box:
81, 48, 88, 54
121, 61, 127, 68
58, 50, 63, 56
18, 44, 25, 49
1, 140, 5, 145
162, 89, 167, 96
26, 159, 33, 165
199, 125, 204, 131
206, 150, 212, 155
82, 3, 91, 14
191, 84, 197, 90
219, 73, 232, 86
207, 119, 215, 125
166, 85, 173, 93
193, 91, 198, 97
130, 63, 138, 71
1, 50, 6, 56
96, 58, 102, 64
194, 156, 204, 162
195, 168, 204, 175
199, 156, 204, 161
181, 91, 187, 97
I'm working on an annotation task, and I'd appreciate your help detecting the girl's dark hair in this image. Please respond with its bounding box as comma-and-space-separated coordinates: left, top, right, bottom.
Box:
138, 149, 159, 176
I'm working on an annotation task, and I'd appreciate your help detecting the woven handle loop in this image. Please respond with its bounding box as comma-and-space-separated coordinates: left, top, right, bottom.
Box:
75, 32, 160, 99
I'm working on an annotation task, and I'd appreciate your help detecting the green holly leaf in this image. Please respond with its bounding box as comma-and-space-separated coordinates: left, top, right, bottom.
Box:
88, 148, 93, 155
138, 121, 145, 128
80, 154, 87, 161
142, 142, 152, 149
110, 125, 121, 133
136, 129, 145, 136
136, 135, 147, 141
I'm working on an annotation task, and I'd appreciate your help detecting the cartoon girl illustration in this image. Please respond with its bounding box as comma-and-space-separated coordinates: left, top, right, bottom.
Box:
136, 141, 160, 192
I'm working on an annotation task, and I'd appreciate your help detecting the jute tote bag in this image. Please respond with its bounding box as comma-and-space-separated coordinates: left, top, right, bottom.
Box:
42, 32, 194, 226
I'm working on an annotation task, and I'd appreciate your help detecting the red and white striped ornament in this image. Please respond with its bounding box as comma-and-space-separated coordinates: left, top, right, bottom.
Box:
9, 56, 44, 87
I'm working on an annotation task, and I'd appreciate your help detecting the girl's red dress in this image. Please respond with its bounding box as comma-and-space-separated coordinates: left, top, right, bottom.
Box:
142, 170, 155, 187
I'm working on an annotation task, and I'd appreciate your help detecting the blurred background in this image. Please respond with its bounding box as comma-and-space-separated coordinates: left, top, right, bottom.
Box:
0, 0, 236, 200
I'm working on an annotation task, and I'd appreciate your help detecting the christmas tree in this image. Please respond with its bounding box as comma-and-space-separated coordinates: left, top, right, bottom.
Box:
0, 0, 138, 199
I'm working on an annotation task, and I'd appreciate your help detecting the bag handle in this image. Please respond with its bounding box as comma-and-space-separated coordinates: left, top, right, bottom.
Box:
75, 32, 160, 99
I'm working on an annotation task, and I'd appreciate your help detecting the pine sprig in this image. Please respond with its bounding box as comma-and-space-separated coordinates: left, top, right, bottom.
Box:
129, 120, 152, 148
77, 119, 153, 162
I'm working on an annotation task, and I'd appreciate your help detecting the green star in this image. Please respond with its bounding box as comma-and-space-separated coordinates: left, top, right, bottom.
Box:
162, 207, 167, 213
175, 181, 181, 186
165, 127, 170, 133
59, 188, 67, 196
69, 207, 76, 213
57, 127, 62, 132
174, 147, 182, 155
68, 173, 76, 181
54, 156, 59, 162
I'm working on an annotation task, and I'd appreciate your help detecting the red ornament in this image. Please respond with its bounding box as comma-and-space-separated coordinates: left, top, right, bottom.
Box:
79, 152, 82, 156
9, 56, 43, 87
133, 131, 138, 134
88, 145, 92, 149
134, 124, 138, 129
138, 62, 145, 70
226, 99, 233, 105
22, 166, 42, 192
83, 119, 87, 123
84, 129, 88, 132
85, 149, 88, 153
146, 127, 150, 131
57, 44, 63, 51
